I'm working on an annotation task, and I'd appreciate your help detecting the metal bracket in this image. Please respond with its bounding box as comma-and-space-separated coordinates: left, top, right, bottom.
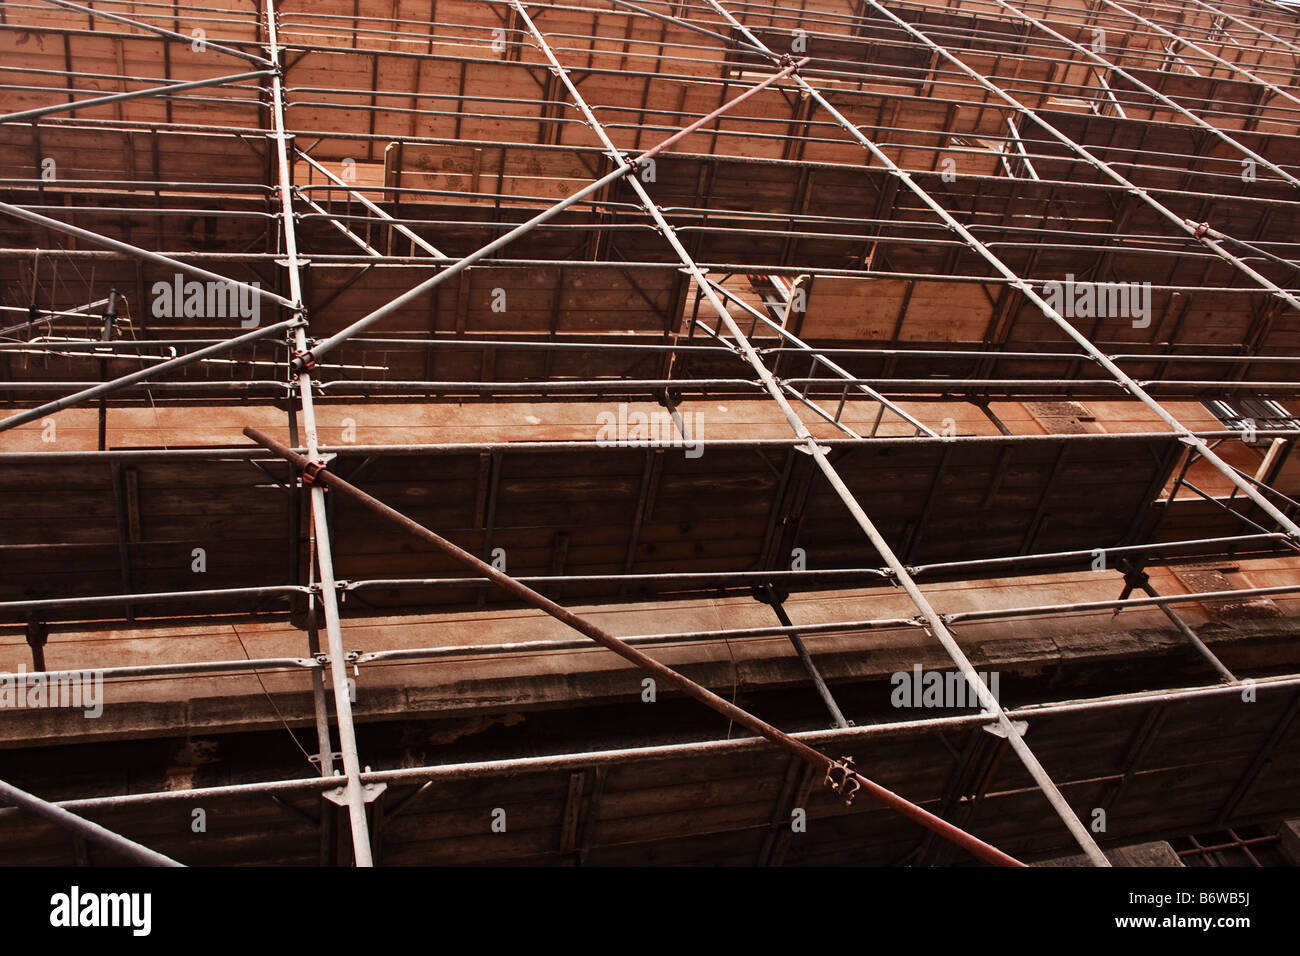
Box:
323, 781, 387, 805
983, 719, 1028, 739
794, 441, 830, 457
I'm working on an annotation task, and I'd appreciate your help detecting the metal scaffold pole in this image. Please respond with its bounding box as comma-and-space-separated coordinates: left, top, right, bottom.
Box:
264, 0, 373, 867
514, 0, 1111, 865
0, 778, 184, 867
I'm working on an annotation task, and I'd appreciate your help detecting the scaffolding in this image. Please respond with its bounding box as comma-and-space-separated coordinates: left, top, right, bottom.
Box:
1, 0, 1299, 866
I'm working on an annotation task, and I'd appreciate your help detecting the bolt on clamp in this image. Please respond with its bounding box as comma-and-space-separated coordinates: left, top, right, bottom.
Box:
291, 348, 317, 374
302, 459, 328, 488
824, 756, 861, 805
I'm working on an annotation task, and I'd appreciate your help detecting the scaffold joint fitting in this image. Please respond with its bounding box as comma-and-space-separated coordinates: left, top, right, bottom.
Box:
292, 349, 317, 374
302, 458, 328, 488
824, 756, 860, 805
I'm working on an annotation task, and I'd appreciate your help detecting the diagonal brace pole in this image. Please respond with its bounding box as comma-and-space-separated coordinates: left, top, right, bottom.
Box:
595, 0, 1112, 864
0, 69, 275, 124
243, 425, 1026, 868
297, 149, 447, 258
0, 201, 296, 311
0, 319, 299, 432
0, 777, 183, 866
36, 0, 274, 67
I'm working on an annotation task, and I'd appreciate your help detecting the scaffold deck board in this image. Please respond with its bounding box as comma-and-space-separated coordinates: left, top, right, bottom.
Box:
0, 680, 1293, 865
0, 433, 1180, 614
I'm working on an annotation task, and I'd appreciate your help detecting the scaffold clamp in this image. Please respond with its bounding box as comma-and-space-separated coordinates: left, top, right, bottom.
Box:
302, 458, 329, 488
1193, 221, 1211, 239
1118, 565, 1149, 600
824, 756, 860, 805
292, 348, 317, 374
617, 151, 640, 177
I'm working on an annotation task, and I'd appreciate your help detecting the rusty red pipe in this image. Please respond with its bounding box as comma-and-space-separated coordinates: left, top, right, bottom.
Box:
244, 425, 1026, 867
